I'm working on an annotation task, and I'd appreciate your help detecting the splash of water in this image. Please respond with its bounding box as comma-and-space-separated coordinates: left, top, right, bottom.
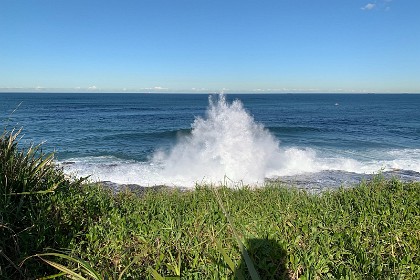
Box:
153, 94, 298, 186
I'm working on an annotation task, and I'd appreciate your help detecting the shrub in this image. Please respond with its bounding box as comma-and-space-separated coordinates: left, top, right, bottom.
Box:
0, 128, 84, 279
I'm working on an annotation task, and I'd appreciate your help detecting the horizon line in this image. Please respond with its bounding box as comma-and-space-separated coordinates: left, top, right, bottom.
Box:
1, 88, 419, 95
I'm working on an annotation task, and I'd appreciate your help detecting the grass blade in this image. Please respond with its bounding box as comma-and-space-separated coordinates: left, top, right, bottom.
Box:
149, 267, 166, 280
215, 238, 235, 272
36, 253, 102, 280
39, 258, 88, 280
118, 255, 140, 280
213, 188, 261, 280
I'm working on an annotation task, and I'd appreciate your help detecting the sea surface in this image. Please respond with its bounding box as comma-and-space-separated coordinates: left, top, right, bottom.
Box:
1, 93, 420, 191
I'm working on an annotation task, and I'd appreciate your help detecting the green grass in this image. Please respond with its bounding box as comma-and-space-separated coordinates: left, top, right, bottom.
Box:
0, 129, 85, 278
22, 178, 420, 279
1, 128, 420, 279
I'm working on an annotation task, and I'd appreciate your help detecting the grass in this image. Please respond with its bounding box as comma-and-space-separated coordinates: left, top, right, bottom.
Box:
0, 128, 85, 278
1, 128, 420, 279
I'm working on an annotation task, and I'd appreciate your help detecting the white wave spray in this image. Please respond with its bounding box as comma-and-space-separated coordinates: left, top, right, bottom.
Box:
152, 94, 287, 186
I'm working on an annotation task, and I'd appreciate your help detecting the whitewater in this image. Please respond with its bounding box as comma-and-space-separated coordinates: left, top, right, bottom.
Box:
56, 94, 420, 189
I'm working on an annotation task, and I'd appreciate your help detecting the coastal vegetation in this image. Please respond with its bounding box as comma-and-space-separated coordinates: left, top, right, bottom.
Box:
1, 128, 419, 279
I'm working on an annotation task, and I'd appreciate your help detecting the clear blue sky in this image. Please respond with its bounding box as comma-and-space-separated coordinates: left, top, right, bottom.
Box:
1, 0, 419, 93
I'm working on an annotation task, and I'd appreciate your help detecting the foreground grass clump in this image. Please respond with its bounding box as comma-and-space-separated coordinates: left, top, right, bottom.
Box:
1, 128, 419, 279
0, 129, 84, 278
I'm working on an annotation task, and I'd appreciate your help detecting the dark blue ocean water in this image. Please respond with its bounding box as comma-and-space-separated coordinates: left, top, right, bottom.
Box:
1, 93, 420, 189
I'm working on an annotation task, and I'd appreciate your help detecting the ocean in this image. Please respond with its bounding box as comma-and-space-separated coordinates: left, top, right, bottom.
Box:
1, 92, 420, 191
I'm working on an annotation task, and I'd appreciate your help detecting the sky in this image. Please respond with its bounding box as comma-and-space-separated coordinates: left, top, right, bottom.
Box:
1, 0, 419, 93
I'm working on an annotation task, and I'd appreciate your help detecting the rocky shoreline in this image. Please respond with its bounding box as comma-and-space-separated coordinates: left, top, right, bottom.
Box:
97, 169, 420, 194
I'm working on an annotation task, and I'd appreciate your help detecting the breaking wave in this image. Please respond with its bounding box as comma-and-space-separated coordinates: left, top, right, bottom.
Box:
61, 94, 420, 188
